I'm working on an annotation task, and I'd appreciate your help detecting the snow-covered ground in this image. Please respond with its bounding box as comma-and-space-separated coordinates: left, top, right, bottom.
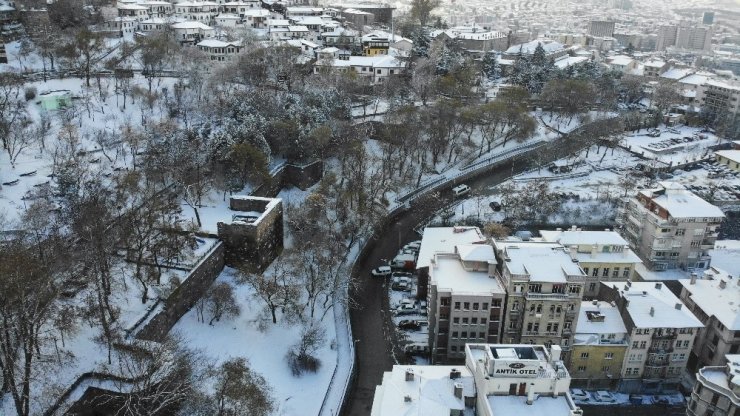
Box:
620, 126, 723, 166
172, 267, 338, 416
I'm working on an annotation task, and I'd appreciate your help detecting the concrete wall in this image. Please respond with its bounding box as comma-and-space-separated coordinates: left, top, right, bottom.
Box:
136, 242, 225, 342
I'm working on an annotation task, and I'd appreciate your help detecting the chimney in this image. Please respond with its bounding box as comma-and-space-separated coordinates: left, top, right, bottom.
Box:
571, 225, 577, 231
526, 384, 535, 405
592, 300, 598, 306
719, 280, 727, 289
405, 368, 414, 382
450, 369, 461, 379
675, 303, 682, 310
454, 382, 463, 399
649, 306, 655, 316
550, 345, 562, 362
690, 273, 697, 285
655, 282, 662, 290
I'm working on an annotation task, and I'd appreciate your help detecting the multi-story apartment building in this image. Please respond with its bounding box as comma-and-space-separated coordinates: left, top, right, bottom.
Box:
588, 20, 615, 38
569, 301, 628, 389
676, 25, 712, 51
372, 343, 583, 416
679, 270, 740, 370
493, 241, 586, 351
702, 79, 740, 120
656, 25, 678, 50
601, 281, 703, 393
687, 355, 739, 416
620, 182, 724, 271
540, 228, 642, 298
427, 245, 506, 363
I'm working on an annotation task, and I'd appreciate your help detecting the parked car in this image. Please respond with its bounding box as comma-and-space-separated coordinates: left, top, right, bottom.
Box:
398, 247, 417, 255
392, 272, 413, 279
652, 395, 669, 405
398, 320, 421, 330
452, 184, 470, 197
419, 300, 428, 315
570, 389, 589, 401
402, 244, 419, 253
489, 201, 502, 212
392, 280, 413, 292
396, 303, 418, 315
405, 241, 421, 250
391, 253, 416, 271
404, 343, 429, 355
629, 394, 643, 405
595, 391, 615, 402
371, 266, 392, 277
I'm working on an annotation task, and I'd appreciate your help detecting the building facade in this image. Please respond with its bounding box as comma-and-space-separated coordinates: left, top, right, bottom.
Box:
687, 355, 739, 416
540, 229, 642, 298
679, 271, 740, 370
588, 20, 615, 38
620, 182, 724, 271
601, 281, 703, 393
427, 245, 506, 363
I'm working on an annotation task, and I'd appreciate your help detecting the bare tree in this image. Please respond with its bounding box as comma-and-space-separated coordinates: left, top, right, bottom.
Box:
57, 28, 107, 87
410, 0, 441, 26
213, 358, 273, 416
205, 282, 240, 325
286, 321, 326, 376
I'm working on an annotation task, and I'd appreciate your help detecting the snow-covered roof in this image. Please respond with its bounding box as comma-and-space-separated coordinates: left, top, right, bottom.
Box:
487, 395, 574, 416
290, 15, 324, 25
197, 39, 239, 48
709, 240, 740, 277
679, 74, 709, 86
553, 56, 587, 69
431, 252, 504, 295
661, 67, 693, 80
643, 59, 666, 68
540, 230, 629, 247
638, 182, 724, 219
699, 355, 740, 395
171, 21, 212, 29
140, 17, 167, 24
417, 227, 486, 269
267, 18, 289, 26
242, 9, 269, 16
371, 365, 474, 416
679, 273, 740, 330
575, 301, 627, 337
287, 25, 309, 32
118, 3, 149, 9
608, 55, 633, 66
716, 150, 740, 164
503, 246, 584, 282
363, 29, 411, 44
456, 244, 496, 264
505, 40, 564, 55
706, 79, 740, 91
216, 13, 240, 19
616, 282, 703, 329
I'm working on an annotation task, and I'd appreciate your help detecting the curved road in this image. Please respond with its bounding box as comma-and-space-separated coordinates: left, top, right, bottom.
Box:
344, 131, 614, 415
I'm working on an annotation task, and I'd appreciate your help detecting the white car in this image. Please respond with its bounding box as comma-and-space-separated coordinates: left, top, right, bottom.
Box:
595, 390, 615, 402
371, 266, 392, 277
452, 184, 470, 197
570, 389, 589, 401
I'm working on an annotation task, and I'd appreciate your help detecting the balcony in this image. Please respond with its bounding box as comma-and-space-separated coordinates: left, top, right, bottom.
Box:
646, 357, 670, 367
649, 345, 674, 354
652, 331, 677, 340
525, 293, 572, 301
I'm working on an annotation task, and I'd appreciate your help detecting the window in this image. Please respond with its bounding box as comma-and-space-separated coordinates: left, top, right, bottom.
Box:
602, 268, 610, 277
452, 331, 458, 338
632, 341, 639, 348
546, 323, 552, 333
533, 323, 540, 332
602, 365, 611, 372
583, 267, 590, 275
604, 352, 614, 359
481, 318, 487, 325
612, 267, 620, 277
491, 300, 500, 307
536, 304, 543, 313
564, 321, 572, 330
675, 228, 685, 236
528, 284, 542, 293
453, 317, 460, 324
461, 331, 468, 338
471, 317, 478, 324
450, 346, 458, 352
463, 302, 470, 310
479, 332, 486, 339
592, 268, 600, 277
639, 341, 647, 349
623, 268, 630, 278
577, 366, 587, 372
511, 301, 519, 311
508, 322, 516, 329
589, 283, 597, 292
569, 285, 581, 294
527, 323, 533, 332
580, 352, 589, 359
553, 323, 559, 332
454, 302, 461, 310
473, 303, 479, 310
552, 284, 565, 294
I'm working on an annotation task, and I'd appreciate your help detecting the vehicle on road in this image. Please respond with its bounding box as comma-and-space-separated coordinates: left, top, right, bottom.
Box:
452, 184, 470, 197
371, 266, 392, 277
571, 389, 590, 401
397, 320, 422, 330
595, 391, 615, 402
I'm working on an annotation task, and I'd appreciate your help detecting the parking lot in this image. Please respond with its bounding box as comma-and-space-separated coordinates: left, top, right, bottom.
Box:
571, 389, 686, 415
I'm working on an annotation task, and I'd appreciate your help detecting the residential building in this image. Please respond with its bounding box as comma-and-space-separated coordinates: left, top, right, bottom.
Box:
341, 8, 373, 28
0, 42, 6, 64
568, 301, 628, 389
372, 344, 583, 416
687, 355, 739, 416
173, 1, 220, 23
431, 27, 509, 53
370, 366, 476, 416
197, 39, 242, 61
540, 228, 642, 298
221, 0, 262, 17
656, 25, 678, 51
600, 281, 703, 393
466, 343, 582, 416
716, 150, 740, 172
117, 3, 149, 21
620, 182, 724, 271
416, 226, 487, 300
503, 39, 569, 59
427, 245, 505, 363
493, 241, 587, 350
241, 9, 269, 28
361, 32, 389, 56
643, 59, 667, 77
675, 25, 712, 51
138, 1, 172, 19
679, 271, 740, 370
331, 2, 394, 24
588, 20, 615, 38
171, 21, 214, 44
312, 54, 405, 84
702, 79, 740, 119
606, 55, 638, 73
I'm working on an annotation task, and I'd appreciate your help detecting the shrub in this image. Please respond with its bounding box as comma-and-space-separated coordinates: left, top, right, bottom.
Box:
24, 86, 37, 101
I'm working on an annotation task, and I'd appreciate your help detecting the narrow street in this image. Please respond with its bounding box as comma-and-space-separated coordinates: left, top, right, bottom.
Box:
344, 122, 623, 415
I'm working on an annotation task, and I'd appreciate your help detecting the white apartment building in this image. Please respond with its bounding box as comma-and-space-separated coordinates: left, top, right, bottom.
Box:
426, 245, 506, 363
602, 281, 703, 393
197, 39, 242, 61
313, 54, 406, 84
679, 270, 740, 370
173, 1, 220, 23
171, 20, 214, 44
702, 79, 740, 119
687, 355, 740, 416
621, 182, 724, 271
138, 1, 173, 18
540, 228, 642, 298
493, 241, 586, 350
588, 20, 615, 38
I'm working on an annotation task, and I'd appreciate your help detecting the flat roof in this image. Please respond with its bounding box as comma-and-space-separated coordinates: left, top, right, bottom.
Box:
575, 301, 627, 335
679, 274, 740, 330
431, 253, 504, 295
640, 182, 724, 219
618, 282, 703, 329
417, 227, 486, 269
487, 395, 574, 416
716, 150, 740, 164
503, 246, 584, 283
539, 229, 629, 246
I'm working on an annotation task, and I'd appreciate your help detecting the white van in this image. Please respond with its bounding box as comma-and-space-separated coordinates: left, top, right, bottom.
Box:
452, 184, 470, 197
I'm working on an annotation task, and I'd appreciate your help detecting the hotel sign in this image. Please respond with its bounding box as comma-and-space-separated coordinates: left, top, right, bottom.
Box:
492, 361, 540, 377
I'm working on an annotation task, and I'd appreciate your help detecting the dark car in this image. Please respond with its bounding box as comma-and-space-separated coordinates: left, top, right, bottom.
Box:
398, 320, 422, 330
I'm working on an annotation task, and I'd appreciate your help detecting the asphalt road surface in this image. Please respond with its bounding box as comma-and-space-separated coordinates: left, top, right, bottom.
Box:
343, 135, 595, 415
